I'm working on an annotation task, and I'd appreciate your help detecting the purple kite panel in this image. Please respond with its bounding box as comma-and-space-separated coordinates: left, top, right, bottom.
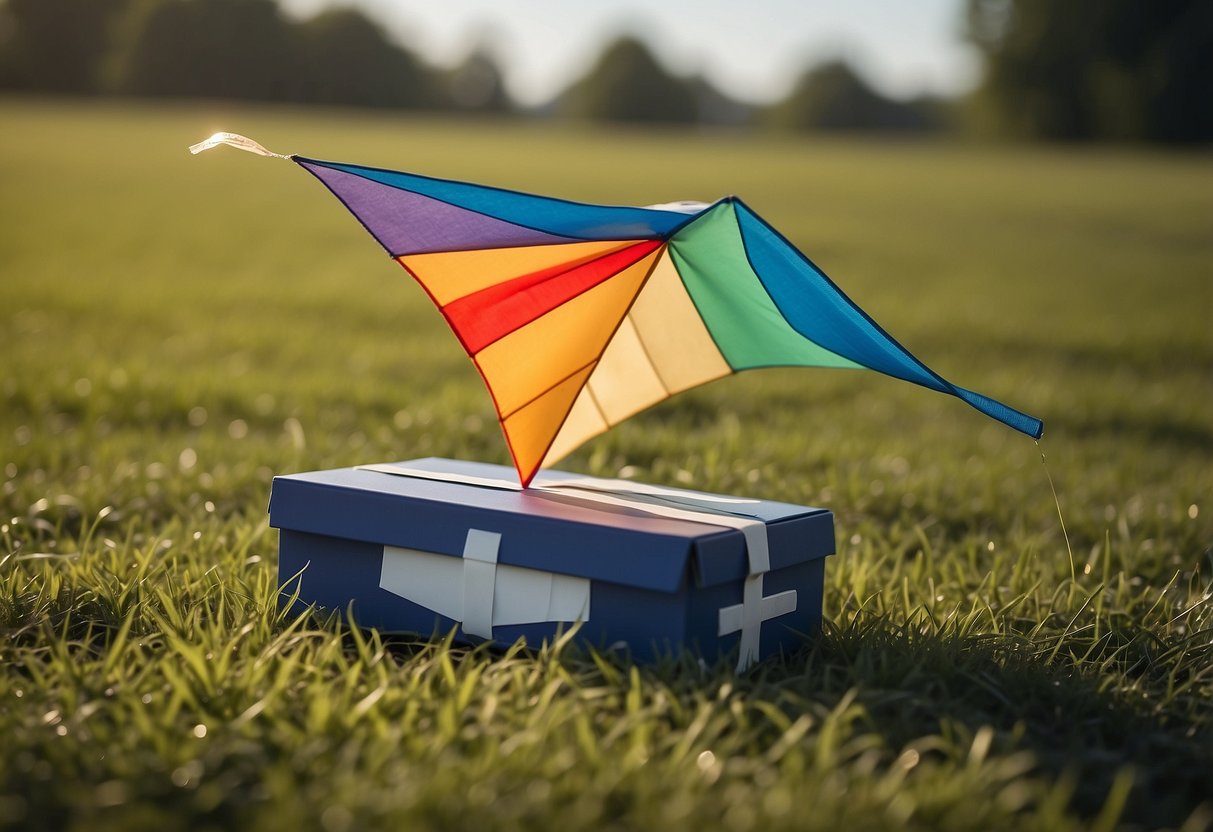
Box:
298, 162, 580, 255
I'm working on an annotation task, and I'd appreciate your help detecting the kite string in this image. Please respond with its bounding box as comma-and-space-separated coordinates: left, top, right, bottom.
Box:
1037, 439, 1076, 583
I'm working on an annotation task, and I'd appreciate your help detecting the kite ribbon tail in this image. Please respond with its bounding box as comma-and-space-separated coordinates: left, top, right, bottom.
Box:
188, 132, 292, 159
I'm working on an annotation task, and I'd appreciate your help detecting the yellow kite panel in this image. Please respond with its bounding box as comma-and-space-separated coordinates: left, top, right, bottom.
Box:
475, 248, 663, 417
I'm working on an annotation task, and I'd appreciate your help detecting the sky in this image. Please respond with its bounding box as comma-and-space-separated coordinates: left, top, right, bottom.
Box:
277, 0, 982, 106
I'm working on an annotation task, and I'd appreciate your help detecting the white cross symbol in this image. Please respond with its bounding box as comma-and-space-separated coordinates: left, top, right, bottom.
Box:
718, 573, 797, 673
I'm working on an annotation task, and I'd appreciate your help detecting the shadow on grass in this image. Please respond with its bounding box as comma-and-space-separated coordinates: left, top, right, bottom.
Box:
8, 585, 1207, 829
757, 619, 1213, 829
337, 606, 1212, 828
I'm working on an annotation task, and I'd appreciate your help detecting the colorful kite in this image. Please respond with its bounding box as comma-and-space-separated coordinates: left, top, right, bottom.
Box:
192, 133, 1043, 486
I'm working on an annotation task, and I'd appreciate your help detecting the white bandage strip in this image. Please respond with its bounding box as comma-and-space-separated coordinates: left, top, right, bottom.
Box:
380, 539, 589, 635
459, 529, 500, 639
359, 463, 523, 492
717, 574, 798, 672
542, 484, 772, 575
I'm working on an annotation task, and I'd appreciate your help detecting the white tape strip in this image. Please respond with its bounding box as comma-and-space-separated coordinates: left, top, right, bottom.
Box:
380, 546, 462, 618
550, 476, 760, 507
543, 484, 771, 575
459, 529, 500, 639
548, 573, 590, 620
717, 574, 797, 672
357, 464, 771, 575
380, 532, 590, 638
359, 463, 522, 492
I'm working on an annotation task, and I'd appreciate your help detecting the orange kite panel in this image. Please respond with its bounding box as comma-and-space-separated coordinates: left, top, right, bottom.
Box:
443, 239, 663, 353
474, 246, 664, 419
502, 364, 597, 484
399, 239, 640, 305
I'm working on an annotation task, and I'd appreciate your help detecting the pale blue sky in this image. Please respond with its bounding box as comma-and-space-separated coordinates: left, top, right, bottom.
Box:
279, 0, 980, 105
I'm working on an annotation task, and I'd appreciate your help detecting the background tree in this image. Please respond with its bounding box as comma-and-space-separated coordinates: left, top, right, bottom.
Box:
294, 8, 441, 109
768, 60, 944, 133
967, 0, 1213, 143
560, 36, 698, 125
107, 0, 298, 101
0, 0, 129, 92
689, 77, 752, 128
445, 49, 511, 113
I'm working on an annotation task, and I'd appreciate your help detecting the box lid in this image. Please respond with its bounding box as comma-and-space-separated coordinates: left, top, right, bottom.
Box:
268, 458, 833, 593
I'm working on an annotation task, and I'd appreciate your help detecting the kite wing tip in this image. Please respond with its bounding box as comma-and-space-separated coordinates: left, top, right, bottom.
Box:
1011, 409, 1044, 441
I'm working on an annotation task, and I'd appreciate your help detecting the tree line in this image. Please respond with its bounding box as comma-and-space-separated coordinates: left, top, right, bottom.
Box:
0, 0, 504, 111
0, 0, 1207, 142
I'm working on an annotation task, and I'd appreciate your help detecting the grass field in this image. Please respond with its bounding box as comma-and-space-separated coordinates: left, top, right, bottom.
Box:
1, 98, 1210, 831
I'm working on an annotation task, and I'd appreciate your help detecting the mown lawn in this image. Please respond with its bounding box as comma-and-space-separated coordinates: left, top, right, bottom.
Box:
0, 98, 1210, 831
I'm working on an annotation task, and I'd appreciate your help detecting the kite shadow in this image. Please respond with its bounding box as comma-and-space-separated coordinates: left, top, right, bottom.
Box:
752, 620, 1212, 828
288, 600, 1211, 827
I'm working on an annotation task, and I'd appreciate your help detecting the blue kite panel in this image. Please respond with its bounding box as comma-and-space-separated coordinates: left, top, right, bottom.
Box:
298, 159, 694, 242
734, 200, 1043, 438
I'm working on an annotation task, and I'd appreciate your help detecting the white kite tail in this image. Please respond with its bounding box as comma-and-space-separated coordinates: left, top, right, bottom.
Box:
188, 132, 291, 159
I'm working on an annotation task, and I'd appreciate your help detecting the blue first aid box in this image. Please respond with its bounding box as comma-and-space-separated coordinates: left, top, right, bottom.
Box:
268, 458, 835, 670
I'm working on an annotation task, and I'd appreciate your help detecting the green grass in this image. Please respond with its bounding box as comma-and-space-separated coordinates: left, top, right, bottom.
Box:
1, 98, 1210, 831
